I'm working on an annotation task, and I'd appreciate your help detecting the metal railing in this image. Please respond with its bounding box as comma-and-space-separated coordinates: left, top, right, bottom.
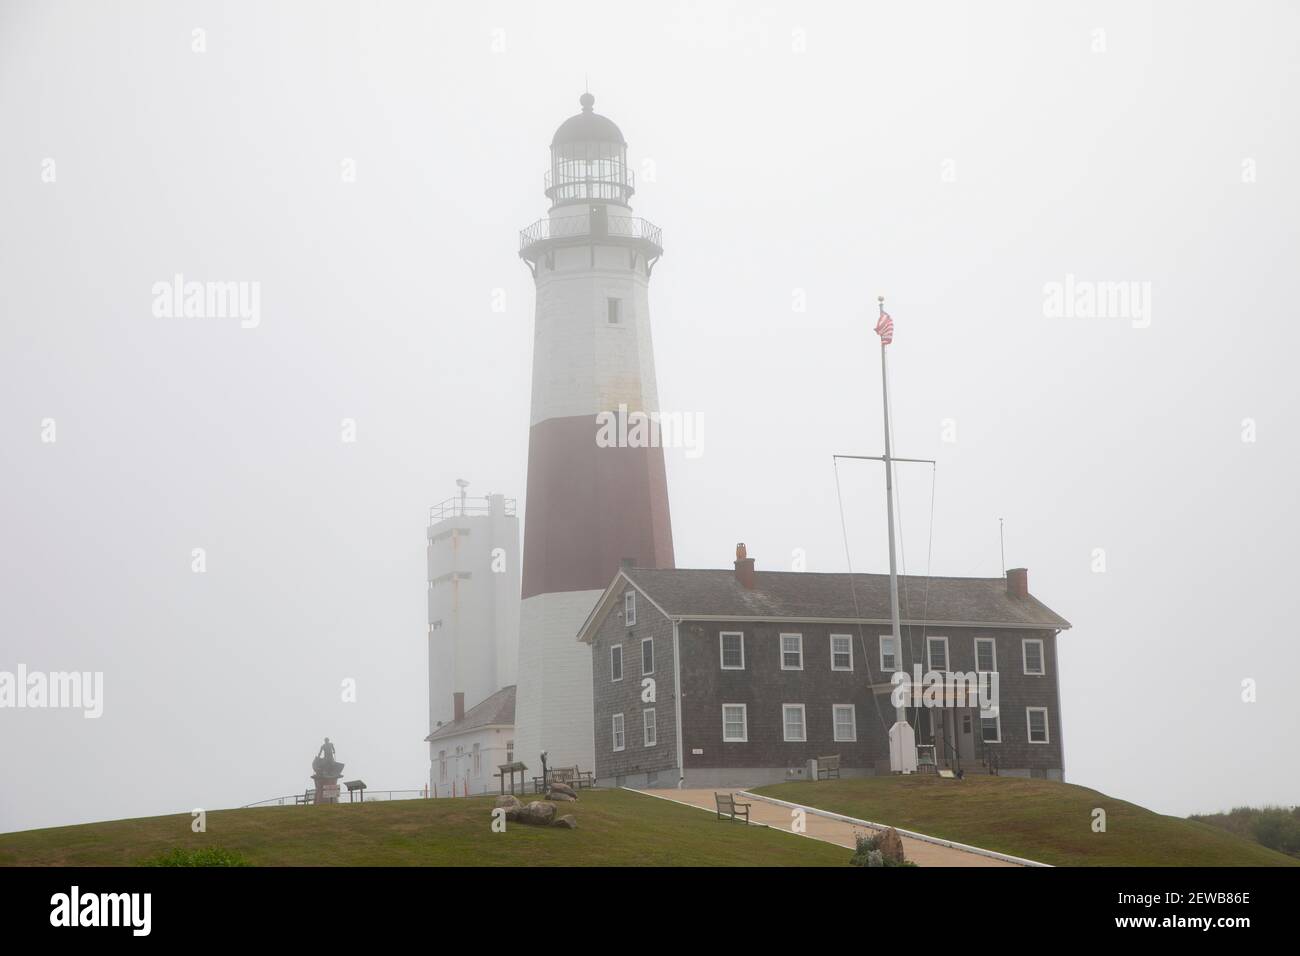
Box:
518, 214, 663, 253
429, 495, 516, 523
242, 788, 430, 809
545, 163, 635, 204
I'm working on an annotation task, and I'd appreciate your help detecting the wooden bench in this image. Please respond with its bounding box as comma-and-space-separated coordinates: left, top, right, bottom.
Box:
816, 754, 841, 780
714, 792, 751, 824
546, 766, 596, 791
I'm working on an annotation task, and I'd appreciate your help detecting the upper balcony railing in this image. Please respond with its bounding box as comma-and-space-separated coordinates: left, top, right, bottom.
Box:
519, 213, 663, 256
429, 496, 516, 523
544, 162, 635, 205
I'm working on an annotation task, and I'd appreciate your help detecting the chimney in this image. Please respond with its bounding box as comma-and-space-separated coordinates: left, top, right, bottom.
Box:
734, 542, 756, 589
1007, 568, 1028, 598
453, 691, 465, 722
620, 557, 634, 571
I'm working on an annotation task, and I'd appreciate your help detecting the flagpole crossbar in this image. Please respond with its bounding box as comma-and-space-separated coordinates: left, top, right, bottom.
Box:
832, 454, 936, 465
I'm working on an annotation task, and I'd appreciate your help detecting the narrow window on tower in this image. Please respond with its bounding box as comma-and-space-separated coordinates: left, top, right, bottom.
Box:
607, 297, 621, 324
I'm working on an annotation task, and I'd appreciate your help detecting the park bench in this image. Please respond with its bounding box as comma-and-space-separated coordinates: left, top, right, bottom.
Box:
714, 792, 751, 824
535, 766, 596, 792
816, 754, 841, 780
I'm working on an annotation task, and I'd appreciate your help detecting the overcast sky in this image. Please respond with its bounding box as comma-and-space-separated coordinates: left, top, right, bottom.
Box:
1, 0, 1297, 832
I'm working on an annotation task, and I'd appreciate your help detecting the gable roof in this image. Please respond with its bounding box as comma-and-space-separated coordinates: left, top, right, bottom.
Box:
424, 685, 516, 742
578, 568, 1070, 642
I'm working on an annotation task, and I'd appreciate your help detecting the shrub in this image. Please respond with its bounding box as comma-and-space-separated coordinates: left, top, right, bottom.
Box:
139, 846, 252, 867
849, 830, 916, 867
1251, 811, 1300, 856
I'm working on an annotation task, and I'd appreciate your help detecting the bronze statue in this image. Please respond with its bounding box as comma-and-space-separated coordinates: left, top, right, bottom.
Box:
311, 737, 344, 778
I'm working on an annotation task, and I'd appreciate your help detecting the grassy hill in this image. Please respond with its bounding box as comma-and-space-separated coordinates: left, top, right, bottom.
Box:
754, 776, 1300, 867
0, 789, 846, 867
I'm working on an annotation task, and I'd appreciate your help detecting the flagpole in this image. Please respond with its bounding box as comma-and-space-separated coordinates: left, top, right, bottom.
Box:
878, 297, 905, 725
877, 296, 917, 773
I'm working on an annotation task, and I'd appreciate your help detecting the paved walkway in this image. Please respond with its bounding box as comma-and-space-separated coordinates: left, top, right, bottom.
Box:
641, 788, 1021, 867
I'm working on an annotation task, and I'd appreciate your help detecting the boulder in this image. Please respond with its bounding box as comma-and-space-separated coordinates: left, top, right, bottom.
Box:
878, 827, 906, 865
548, 781, 578, 799
515, 800, 557, 827
552, 814, 578, 829
493, 794, 522, 813
547, 790, 576, 802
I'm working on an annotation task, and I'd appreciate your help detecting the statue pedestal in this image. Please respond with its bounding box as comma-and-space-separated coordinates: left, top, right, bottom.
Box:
313, 774, 342, 804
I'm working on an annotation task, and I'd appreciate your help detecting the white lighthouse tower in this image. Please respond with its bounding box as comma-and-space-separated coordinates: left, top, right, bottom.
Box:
513, 93, 675, 771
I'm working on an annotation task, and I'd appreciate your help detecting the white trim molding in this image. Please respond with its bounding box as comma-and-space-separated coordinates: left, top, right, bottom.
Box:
927, 635, 949, 673
832, 703, 857, 742
720, 631, 745, 670
722, 703, 748, 742
879, 634, 897, 672
1022, 638, 1045, 676
1026, 706, 1050, 744
830, 633, 853, 671
782, 703, 807, 742
780, 632, 804, 671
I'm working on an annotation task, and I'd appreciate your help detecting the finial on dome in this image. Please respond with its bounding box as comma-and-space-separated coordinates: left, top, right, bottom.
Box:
579, 91, 595, 112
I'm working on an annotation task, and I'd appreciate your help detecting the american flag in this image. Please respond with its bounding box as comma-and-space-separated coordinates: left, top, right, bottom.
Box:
874, 310, 894, 345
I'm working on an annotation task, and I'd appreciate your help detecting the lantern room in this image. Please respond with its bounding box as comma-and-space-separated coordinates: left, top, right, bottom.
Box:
545, 92, 635, 208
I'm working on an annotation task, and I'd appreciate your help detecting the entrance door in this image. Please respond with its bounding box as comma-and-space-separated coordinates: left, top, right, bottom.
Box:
958, 709, 976, 763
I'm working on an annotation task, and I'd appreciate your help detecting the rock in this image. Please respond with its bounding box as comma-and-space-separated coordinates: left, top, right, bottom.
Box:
878, 827, 906, 865
548, 781, 577, 799
547, 790, 576, 802
552, 814, 578, 829
515, 800, 557, 826
493, 794, 522, 813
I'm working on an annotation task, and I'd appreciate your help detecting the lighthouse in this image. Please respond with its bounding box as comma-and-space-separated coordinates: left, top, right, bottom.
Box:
513, 93, 675, 770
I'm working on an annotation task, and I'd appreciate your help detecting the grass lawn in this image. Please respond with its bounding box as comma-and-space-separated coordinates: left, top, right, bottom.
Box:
0, 789, 847, 867
754, 776, 1300, 867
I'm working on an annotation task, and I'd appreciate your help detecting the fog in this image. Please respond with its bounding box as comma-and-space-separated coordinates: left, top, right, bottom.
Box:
1, 0, 1297, 832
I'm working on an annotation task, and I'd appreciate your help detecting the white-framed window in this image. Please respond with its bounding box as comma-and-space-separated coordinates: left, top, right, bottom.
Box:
980, 714, 1001, 743
607, 297, 622, 324
782, 703, 807, 742
610, 644, 623, 682
832, 704, 857, 742
624, 590, 636, 626
1026, 707, 1050, 744
643, 708, 657, 747
722, 703, 748, 742
506, 739, 514, 764
438, 750, 447, 782
880, 635, 897, 672
612, 713, 626, 751
473, 742, 481, 776
975, 637, 997, 673
641, 637, 654, 675
830, 634, 853, 671
1022, 639, 1045, 676
927, 635, 949, 673
780, 633, 804, 670
720, 631, 745, 670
